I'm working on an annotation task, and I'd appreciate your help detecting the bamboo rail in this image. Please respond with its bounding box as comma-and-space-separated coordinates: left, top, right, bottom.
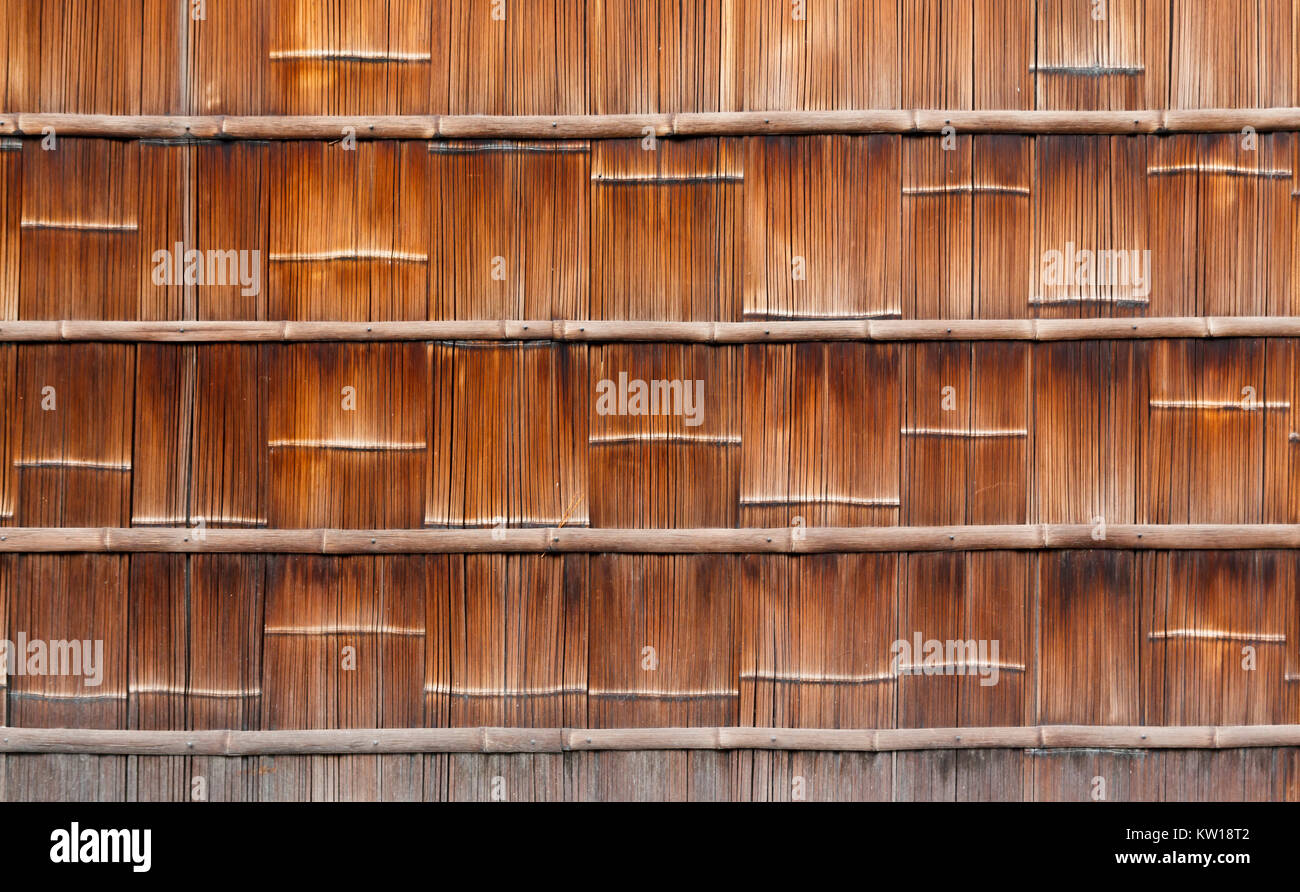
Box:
2, 318, 1300, 343
6, 110, 1300, 139
1, 725, 1297, 754
1, 525, 1298, 554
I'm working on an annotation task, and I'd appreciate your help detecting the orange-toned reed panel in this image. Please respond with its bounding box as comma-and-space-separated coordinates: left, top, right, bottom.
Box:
0, 340, 1295, 530
0, 552, 1295, 746
4, 134, 1300, 322
3, 0, 1295, 115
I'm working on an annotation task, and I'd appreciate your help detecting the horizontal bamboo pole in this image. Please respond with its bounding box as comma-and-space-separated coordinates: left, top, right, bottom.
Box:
6, 110, 1300, 139
1, 525, 1298, 554
2, 725, 1298, 754
2, 318, 1300, 343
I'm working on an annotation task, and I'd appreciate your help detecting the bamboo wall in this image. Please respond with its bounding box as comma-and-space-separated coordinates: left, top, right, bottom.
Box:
2, 0, 1300, 801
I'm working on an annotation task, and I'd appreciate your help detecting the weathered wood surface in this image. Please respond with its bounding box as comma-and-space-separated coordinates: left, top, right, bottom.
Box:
5, 725, 1299, 755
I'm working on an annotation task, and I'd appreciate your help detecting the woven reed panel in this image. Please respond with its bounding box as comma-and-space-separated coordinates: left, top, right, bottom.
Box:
5, 136, 1300, 320
6, 0, 1293, 114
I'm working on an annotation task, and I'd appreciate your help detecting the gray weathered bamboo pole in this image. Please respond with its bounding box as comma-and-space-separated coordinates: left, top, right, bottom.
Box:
2, 317, 1300, 343
8, 109, 1300, 139
1, 525, 1298, 554
2, 725, 1298, 754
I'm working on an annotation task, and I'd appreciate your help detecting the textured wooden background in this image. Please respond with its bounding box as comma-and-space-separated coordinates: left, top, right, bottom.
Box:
2, 0, 1299, 801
